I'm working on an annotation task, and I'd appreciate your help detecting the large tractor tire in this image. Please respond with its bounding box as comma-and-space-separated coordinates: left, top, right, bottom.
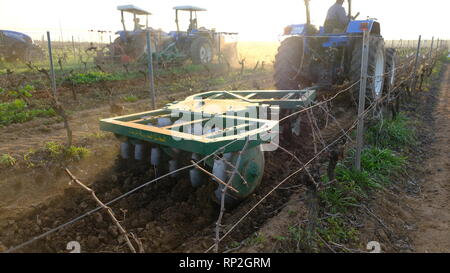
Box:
350, 36, 386, 106
127, 34, 147, 61
190, 37, 213, 64
274, 37, 312, 142
274, 37, 311, 90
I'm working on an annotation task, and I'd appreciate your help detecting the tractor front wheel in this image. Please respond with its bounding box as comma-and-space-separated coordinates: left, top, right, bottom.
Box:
190, 37, 213, 64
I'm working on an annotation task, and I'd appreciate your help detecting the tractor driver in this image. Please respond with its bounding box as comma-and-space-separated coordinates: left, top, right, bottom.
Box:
324, 0, 349, 33
188, 18, 198, 33
134, 18, 144, 31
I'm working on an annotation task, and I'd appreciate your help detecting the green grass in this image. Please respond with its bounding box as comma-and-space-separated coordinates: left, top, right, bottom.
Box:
313, 113, 413, 250
275, 141, 408, 252
0, 154, 16, 167
244, 233, 266, 246
360, 148, 406, 184
0, 99, 56, 127
0, 85, 34, 101
317, 217, 358, 245
320, 147, 406, 214
0, 85, 56, 127
366, 113, 416, 149
122, 95, 138, 103
66, 71, 127, 85
44, 142, 90, 162
208, 77, 226, 85
19, 140, 90, 168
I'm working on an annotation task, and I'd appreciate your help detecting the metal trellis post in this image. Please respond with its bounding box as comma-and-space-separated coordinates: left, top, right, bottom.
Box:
355, 27, 370, 171
47, 31, 57, 98
411, 35, 422, 92
146, 31, 156, 109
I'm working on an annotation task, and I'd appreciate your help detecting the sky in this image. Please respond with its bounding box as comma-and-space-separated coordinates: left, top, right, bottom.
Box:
1, 0, 449, 42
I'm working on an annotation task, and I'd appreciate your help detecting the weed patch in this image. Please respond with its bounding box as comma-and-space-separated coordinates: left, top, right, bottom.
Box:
22, 142, 90, 167
44, 142, 90, 162
317, 217, 358, 246
0, 99, 55, 127
122, 95, 138, 103
66, 71, 127, 85
320, 147, 405, 213
0, 154, 16, 167
365, 114, 416, 149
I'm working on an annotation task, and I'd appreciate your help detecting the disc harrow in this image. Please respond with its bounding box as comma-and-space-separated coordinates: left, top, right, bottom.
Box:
100, 89, 316, 207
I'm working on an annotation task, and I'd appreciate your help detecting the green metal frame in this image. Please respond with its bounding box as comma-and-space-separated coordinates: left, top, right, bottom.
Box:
100, 89, 316, 155
100, 109, 278, 155
181, 89, 316, 109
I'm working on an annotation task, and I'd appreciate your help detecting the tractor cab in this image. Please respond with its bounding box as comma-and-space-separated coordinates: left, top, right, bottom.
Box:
117, 5, 152, 35
173, 6, 208, 35
94, 5, 154, 64
154, 5, 237, 65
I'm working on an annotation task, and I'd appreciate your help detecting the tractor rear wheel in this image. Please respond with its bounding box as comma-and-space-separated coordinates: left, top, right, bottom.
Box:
350, 36, 386, 106
274, 37, 310, 90
190, 37, 213, 64
274, 37, 312, 142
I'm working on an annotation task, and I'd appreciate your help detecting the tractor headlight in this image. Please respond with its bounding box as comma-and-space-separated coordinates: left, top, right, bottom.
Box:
283, 26, 293, 35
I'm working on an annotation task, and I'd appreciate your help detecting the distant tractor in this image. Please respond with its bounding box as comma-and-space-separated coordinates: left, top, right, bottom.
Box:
274, 0, 397, 104
156, 6, 238, 65
95, 5, 156, 64
0, 30, 44, 63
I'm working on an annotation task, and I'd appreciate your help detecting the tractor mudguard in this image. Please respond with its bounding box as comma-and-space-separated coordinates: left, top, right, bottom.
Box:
1, 30, 32, 44
346, 20, 380, 35
283, 24, 308, 36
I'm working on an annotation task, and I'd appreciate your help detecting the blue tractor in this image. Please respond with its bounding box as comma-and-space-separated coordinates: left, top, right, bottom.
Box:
0, 30, 44, 63
274, 0, 397, 104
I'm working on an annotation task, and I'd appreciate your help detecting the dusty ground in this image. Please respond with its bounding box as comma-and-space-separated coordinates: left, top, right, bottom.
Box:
409, 64, 450, 252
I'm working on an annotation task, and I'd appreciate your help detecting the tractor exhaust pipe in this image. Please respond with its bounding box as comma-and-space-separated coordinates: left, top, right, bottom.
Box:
304, 0, 311, 25
348, 0, 352, 21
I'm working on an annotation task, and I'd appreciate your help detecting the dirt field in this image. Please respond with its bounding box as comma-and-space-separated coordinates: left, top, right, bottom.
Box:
341, 62, 449, 253
409, 64, 450, 252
